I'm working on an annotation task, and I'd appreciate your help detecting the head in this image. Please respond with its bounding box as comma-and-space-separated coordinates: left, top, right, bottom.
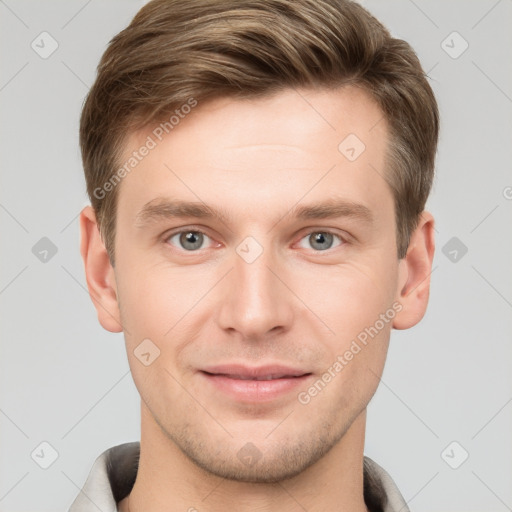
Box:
80, 0, 438, 483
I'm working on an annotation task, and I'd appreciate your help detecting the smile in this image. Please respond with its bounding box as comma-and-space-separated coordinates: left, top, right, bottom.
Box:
199, 364, 313, 402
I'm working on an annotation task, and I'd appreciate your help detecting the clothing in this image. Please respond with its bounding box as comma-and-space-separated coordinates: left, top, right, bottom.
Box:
68, 442, 410, 512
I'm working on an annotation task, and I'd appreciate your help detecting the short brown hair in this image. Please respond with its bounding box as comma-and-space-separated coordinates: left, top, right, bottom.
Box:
80, 0, 439, 264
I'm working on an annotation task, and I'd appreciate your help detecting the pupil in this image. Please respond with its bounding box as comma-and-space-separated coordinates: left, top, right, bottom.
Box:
311, 232, 332, 250
181, 231, 202, 250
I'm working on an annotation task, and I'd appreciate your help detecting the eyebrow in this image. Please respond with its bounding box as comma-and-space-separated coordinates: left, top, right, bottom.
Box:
134, 197, 373, 228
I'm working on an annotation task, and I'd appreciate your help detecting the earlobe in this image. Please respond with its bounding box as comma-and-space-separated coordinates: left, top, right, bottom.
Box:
79, 206, 123, 333
392, 211, 435, 330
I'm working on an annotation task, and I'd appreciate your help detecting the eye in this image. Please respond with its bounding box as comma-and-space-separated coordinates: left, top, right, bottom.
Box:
164, 228, 344, 253
166, 230, 213, 251
297, 231, 344, 251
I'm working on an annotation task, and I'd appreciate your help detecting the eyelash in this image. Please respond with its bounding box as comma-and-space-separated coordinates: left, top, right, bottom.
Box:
163, 227, 346, 253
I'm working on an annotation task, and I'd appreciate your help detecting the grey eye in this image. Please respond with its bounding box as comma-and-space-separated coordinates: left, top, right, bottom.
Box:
297, 231, 343, 251
309, 232, 334, 251
169, 231, 207, 251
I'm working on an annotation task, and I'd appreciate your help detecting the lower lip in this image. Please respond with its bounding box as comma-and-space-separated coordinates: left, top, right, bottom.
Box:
200, 372, 312, 402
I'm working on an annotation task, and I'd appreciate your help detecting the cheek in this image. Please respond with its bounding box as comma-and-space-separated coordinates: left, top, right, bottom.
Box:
326, 263, 397, 395
310, 261, 398, 341
298, 308, 392, 416
116, 258, 203, 336
116, 260, 219, 386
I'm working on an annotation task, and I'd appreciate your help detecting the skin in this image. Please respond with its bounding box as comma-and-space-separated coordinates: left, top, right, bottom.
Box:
80, 86, 435, 512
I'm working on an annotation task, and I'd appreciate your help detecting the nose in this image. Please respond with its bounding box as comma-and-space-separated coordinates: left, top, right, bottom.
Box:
216, 239, 294, 340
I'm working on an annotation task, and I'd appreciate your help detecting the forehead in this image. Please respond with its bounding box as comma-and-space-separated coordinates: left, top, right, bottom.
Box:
116, 86, 391, 224
125, 85, 387, 156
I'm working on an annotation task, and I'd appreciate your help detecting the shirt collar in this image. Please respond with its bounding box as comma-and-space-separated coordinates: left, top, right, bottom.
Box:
69, 442, 410, 512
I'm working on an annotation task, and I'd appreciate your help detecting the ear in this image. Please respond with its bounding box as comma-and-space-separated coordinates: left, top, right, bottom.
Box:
79, 206, 123, 333
392, 211, 435, 330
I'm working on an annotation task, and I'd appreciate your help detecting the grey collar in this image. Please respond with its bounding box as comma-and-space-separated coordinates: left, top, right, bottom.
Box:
69, 442, 410, 512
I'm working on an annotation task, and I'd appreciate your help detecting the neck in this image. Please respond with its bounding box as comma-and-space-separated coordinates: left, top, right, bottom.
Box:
119, 404, 369, 512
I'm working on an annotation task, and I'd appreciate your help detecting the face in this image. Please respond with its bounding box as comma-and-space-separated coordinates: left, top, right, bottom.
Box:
109, 86, 404, 482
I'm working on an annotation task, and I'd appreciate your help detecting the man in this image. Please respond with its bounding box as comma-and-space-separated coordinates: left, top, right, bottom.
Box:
70, 0, 438, 510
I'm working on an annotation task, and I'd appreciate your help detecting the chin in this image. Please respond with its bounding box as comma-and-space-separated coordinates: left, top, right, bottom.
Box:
174, 427, 342, 484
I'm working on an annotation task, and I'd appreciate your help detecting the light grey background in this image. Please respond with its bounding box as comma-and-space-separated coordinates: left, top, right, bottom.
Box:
1, 1, 511, 511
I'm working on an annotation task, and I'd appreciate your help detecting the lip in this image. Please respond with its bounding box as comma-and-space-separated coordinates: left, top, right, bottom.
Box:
199, 364, 313, 402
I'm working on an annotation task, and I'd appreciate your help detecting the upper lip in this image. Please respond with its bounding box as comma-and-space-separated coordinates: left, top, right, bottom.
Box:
200, 364, 311, 380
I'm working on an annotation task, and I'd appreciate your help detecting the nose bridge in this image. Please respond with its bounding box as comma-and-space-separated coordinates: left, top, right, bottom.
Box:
217, 235, 292, 337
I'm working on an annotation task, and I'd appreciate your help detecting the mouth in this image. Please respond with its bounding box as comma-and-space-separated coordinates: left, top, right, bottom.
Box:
199, 364, 313, 402
204, 373, 308, 381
